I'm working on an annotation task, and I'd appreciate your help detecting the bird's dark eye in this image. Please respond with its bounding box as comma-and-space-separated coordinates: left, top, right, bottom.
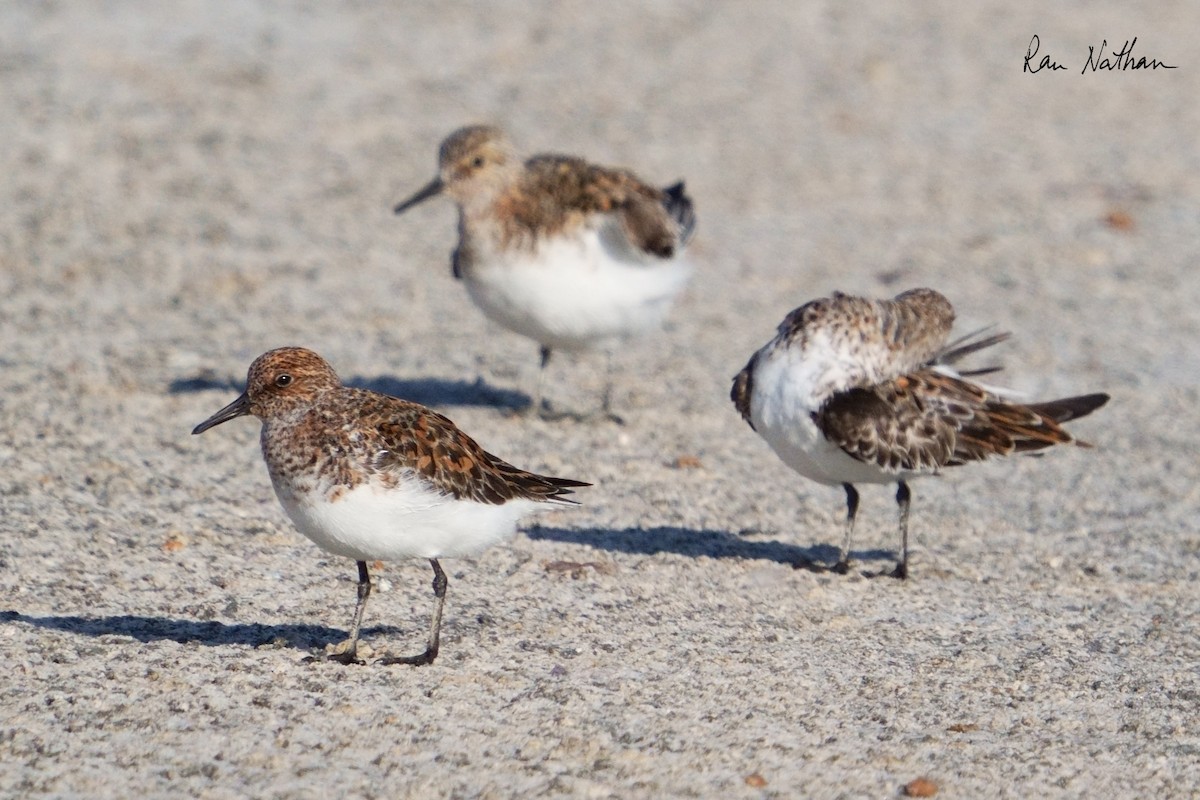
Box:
471, 156, 485, 168
275, 374, 293, 388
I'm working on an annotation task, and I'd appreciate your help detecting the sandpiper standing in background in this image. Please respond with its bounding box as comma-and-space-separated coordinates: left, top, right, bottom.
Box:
731, 288, 1109, 578
193, 347, 588, 665
393, 125, 696, 420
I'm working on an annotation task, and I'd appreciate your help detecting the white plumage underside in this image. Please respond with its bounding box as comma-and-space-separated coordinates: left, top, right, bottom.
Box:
748, 332, 920, 486
272, 476, 544, 561
464, 216, 691, 352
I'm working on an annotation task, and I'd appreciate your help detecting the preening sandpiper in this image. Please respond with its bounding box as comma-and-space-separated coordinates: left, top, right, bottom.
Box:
193, 347, 588, 665
731, 288, 1109, 578
394, 125, 696, 420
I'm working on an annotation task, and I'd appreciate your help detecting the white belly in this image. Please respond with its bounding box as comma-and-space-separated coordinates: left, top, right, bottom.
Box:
271, 476, 542, 561
463, 223, 691, 352
749, 346, 910, 487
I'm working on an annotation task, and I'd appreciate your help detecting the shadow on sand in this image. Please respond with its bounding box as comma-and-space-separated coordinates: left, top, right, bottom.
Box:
347, 374, 527, 410
0, 610, 408, 652
169, 373, 527, 411
524, 525, 897, 574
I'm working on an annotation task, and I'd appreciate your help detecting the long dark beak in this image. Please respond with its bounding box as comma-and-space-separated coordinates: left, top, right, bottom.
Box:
192, 392, 251, 435
393, 176, 444, 214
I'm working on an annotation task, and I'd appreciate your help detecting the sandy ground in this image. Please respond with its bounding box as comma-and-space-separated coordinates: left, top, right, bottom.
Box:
2, 2, 1198, 797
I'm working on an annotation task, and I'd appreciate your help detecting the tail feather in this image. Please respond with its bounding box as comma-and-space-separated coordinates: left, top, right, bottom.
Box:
491, 460, 591, 505
948, 390, 1109, 465
1025, 393, 1110, 424
661, 181, 696, 248
532, 474, 591, 505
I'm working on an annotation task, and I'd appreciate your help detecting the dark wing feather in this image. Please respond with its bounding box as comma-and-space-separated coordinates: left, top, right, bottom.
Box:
1024, 393, 1110, 425
660, 181, 696, 249
818, 371, 1106, 473
936, 327, 1011, 365
730, 353, 758, 430
933, 328, 1011, 377
357, 395, 588, 504
518, 155, 688, 259
817, 381, 960, 474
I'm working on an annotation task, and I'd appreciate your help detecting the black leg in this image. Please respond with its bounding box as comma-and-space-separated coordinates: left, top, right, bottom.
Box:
325, 560, 372, 664
597, 349, 625, 425
528, 345, 554, 416
834, 483, 859, 574
381, 558, 448, 667
891, 481, 911, 579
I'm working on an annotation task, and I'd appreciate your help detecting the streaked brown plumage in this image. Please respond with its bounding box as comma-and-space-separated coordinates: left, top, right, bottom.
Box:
817, 371, 1107, 473
402, 125, 695, 261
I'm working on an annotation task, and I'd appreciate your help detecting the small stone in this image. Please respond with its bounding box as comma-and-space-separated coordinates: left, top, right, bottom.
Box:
162, 532, 189, 552
1103, 209, 1135, 232
903, 777, 938, 797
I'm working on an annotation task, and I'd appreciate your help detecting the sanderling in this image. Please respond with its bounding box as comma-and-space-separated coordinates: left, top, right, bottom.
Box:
731, 288, 1109, 578
393, 124, 696, 419
192, 347, 588, 665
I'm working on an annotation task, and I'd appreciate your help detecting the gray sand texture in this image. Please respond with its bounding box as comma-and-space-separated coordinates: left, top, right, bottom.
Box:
1, 2, 1198, 798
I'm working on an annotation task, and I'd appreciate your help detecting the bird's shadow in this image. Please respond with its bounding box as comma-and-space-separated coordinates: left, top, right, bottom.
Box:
0, 610, 402, 652
525, 525, 897, 573
347, 374, 528, 410
168, 375, 243, 394
168, 372, 527, 410
2, 530, 899, 652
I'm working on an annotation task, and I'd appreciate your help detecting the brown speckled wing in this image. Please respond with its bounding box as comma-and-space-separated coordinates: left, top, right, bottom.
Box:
349, 391, 588, 504
816, 375, 962, 473
952, 391, 1109, 462
515, 155, 686, 258
818, 371, 1107, 473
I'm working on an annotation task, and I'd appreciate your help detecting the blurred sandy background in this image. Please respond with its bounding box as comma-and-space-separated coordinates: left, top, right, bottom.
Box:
1, 2, 1197, 797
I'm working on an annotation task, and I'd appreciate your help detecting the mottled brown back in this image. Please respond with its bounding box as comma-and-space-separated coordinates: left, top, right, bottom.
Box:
335, 389, 588, 504
818, 370, 1110, 473
504, 154, 690, 257
240, 348, 588, 505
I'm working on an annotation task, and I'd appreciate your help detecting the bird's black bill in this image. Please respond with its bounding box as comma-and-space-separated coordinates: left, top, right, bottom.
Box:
192, 392, 251, 435
393, 176, 444, 214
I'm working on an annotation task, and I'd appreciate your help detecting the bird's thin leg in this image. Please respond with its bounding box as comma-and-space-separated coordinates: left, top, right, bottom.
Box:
381, 559, 448, 667
326, 560, 371, 664
528, 345, 553, 416
891, 481, 911, 580
834, 483, 859, 574
598, 349, 625, 425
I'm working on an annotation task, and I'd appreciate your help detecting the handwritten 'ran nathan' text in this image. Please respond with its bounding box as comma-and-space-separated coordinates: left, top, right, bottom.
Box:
1024, 35, 1178, 75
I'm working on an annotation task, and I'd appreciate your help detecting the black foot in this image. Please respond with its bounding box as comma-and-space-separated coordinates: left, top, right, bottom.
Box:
378, 648, 438, 667
303, 638, 370, 665
832, 560, 851, 575
530, 406, 623, 425
599, 410, 626, 426
890, 562, 908, 580
326, 651, 366, 666
302, 650, 366, 666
